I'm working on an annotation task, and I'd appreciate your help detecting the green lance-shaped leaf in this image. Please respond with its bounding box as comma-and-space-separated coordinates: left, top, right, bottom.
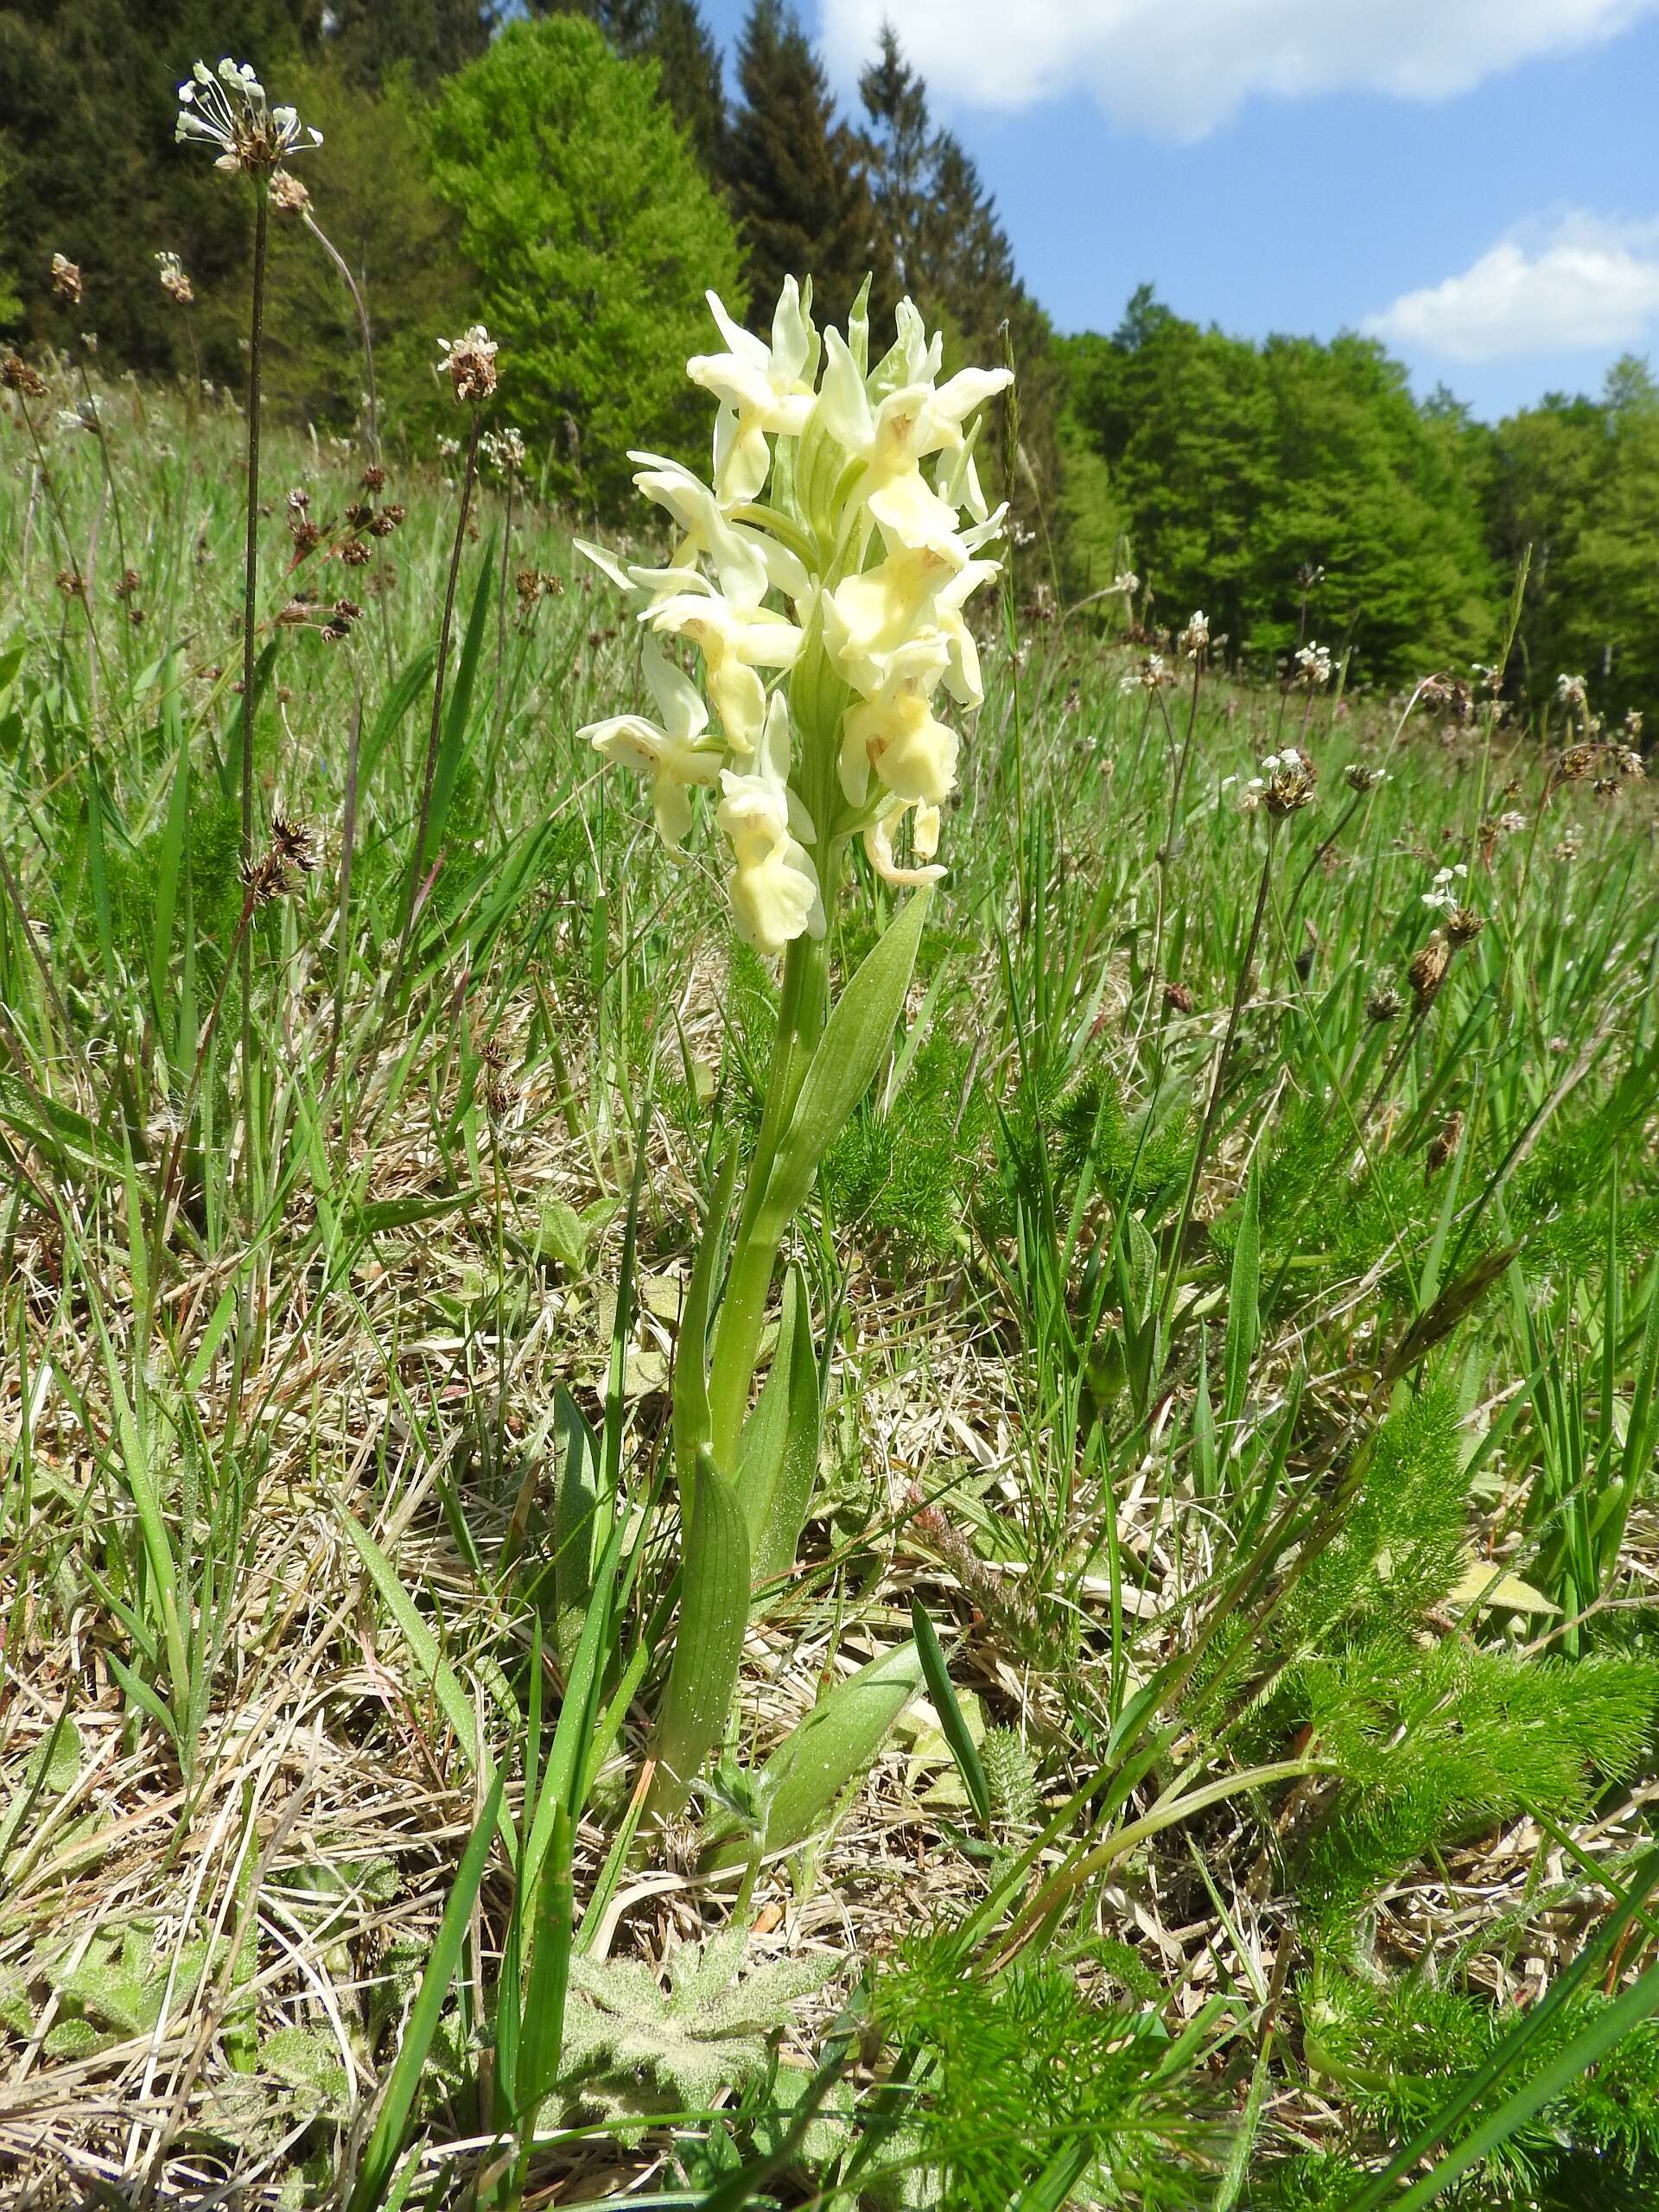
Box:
426, 543, 495, 860
735, 1262, 823, 1588
552, 1389, 602, 1679
648, 1447, 752, 1825
1223, 1160, 1261, 1432
674, 1141, 740, 1487
910, 1597, 991, 1831
702, 1638, 925, 1871
755, 888, 931, 1243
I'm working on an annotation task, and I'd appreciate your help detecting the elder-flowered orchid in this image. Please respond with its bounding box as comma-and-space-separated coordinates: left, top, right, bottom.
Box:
839, 638, 958, 809
866, 798, 945, 888
687, 281, 817, 506
175, 59, 321, 175
580, 643, 722, 849
629, 454, 809, 604
819, 333, 1013, 556
717, 694, 824, 957
642, 567, 802, 758
827, 541, 997, 712
579, 279, 1008, 958
575, 284, 1018, 1847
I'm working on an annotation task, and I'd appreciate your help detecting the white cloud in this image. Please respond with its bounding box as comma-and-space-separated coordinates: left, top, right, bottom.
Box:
1363, 216, 1659, 360
818, 0, 1659, 139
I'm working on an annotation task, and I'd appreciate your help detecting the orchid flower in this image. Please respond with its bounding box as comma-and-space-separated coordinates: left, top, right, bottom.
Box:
716, 693, 824, 956
687, 281, 817, 505
580, 643, 722, 849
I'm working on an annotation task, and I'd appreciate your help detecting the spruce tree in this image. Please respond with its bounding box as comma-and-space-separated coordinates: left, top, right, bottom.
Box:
858, 23, 930, 293
322, 0, 496, 90
725, 0, 884, 334
858, 24, 1061, 515
635, 0, 726, 177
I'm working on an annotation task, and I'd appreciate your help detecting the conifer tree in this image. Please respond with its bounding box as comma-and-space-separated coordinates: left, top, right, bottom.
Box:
858, 24, 929, 292
323, 0, 496, 89
724, 0, 884, 334
635, 0, 726, 176
859, 23, 1061, 514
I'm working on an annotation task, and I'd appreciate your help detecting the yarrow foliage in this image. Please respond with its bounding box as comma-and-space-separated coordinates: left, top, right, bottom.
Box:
579, 279, 1012, 956
175, 59, 321, 175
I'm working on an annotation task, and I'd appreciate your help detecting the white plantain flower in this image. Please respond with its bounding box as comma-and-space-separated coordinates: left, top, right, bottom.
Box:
175, 59, 321, 175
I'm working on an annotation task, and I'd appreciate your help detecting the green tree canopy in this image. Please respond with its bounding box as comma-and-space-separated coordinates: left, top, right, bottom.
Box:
1486, 359, 1659, 718
1069, 288, 1500, 683
531, 0, 727, 175
259, 65, 471, 436
426, 13, 745, 508
322, 0, 497, 91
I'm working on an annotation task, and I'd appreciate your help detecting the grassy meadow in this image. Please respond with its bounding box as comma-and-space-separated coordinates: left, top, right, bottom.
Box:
3, 351, 1659, 2212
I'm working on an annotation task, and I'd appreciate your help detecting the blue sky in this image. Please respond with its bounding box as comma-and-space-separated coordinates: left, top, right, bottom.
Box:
696, 0, 1659, 420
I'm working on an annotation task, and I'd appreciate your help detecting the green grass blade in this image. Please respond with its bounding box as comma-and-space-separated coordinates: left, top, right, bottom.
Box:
346, 1770, 503, 2212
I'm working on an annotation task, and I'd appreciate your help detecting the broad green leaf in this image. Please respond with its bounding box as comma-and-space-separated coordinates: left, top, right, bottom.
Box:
703, 1637, 925, 1870
735, 1263, 822, 1587
357, 645, 437, 792
648, 1449, 751, 1824
757, 888, 931, 1239
349, 1188, 480, 1238
513, 1802, 574, 2134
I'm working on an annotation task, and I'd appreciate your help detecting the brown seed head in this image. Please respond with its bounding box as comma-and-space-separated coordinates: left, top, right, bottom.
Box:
1558, 743, 1595, 783
2, 354, 48, 397
339, 538, 371, 567
269, 168, 311, 215
50, 253, 82, 305
156, 251, 194, 306
439, 324, 499, 405
270, 813, 320, 874
1264, 760, 1317, 817
1425, 1109, 1465, 1178
240, 849, 291, 907
360, 463, 387, 492
1408, 933, 1451, 1011
1162, 981, 1194, 1015
1445, 904, 1484, 948
1366, 984, 1403, 1024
